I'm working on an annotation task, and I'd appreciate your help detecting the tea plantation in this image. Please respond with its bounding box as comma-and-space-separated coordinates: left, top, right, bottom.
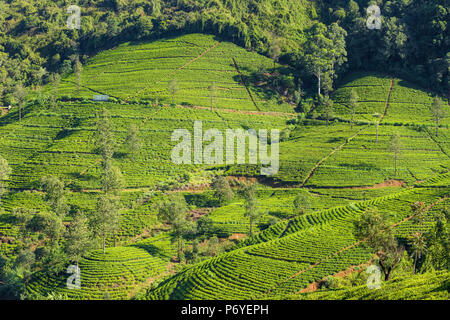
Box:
278, 270, 449, 300
0, 34, 449, 300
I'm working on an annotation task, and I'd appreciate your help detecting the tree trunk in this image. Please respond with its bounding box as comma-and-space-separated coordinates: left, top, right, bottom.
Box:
381, 263, 391, 281
379, 261, 388, 281
103, 237, 106, 254
76, 72, 80, 96
394, 154, 397, 177
177, 235, 181, 261
413, 253, 417, 274
249, 217, 253, 237
317, 72, 321, 97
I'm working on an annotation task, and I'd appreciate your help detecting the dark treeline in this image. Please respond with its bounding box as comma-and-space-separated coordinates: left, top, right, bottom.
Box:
0, 0, 448, 105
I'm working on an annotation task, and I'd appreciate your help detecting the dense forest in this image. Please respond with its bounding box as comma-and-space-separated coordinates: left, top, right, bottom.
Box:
0, 0, 449, 107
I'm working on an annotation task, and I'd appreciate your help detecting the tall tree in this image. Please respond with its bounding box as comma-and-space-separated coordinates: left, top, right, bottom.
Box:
96, 157, 123, 251
101, 159, 124, 195
73, 57, 82, 96
168, 79, 179, 105
0, 155, 11, 205
354, 208, 403, 281
91, 158, 123, 254
372, 113, 381, 143
423, 211, 449, 272
0, 249, 35, 298
65, 211, 92, 266
34, 67, 47, 87
94, 194, 120, 254
348, 89, 359, 129
92, 107, 123, 253
241, 182, 260, 237
95, 108, 116, 160
211, 176, 234, 206
0, 255, 27, 299
156, 194, 191, 260
40, 176, 68, 219
125, 124, 142, 162
388, 132, 401, 177
410, 232, 427, 274
28, 212, 64, 247
321, 95, 334, 126
12, 84, 27, 122
293, 192, 311, 215
269, 38, 281, 68
14, 208, 33, 245
411, 201, 426, 232
303, 22, 347, 97
430, 97, 446, 137
326, 23, 348, 76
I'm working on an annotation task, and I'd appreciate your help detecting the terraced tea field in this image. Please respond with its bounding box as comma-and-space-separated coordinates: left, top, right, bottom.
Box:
144, 175, 449, 300
229, 72, 450, 185
51, 34, 296, 113
27, 244, 171, 300
0, 33, 448, 301
279, 270, 449, 300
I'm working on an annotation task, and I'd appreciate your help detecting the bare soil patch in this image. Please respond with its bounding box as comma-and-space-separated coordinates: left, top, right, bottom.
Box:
228, 233, 247, 241
188, 208, 213, 221
299, 261, 372, 293
350, 179, 406, 190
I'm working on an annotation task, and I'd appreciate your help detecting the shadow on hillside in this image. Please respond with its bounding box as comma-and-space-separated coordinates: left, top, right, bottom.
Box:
131, 242, 171, 260
67, 172, 97, 189
335, 71, 393, 88
0, 212, 16, 224
0, 103, 34, 127
397, 79, 435, 99
430, 281, 450, 294
114, 152, 128, 159
232, 63, 296, 105
338, 162, 378, 170
327, 137, 345, 143
55, 128, 72, 140
54, 116, 83, 141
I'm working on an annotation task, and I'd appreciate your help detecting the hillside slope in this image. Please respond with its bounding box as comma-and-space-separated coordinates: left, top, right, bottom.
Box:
229, 72, 450, 186
143, 175, 449, 300
281, 271, 449, 300
45, 34, 296, 113
0, 34, 449, 300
